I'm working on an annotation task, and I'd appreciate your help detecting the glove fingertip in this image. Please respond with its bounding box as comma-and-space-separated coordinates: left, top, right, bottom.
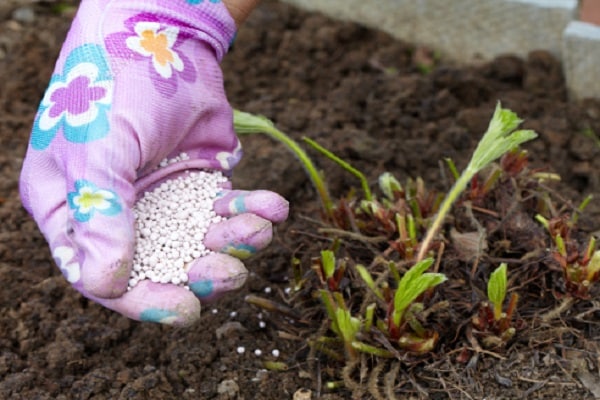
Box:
98, 281, 202, 327
204, 214, 273, 257
187, 253, 248, 301
80, 257, 131, 298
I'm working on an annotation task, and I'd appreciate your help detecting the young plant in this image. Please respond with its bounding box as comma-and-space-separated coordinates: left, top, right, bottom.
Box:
356, 258, 447, 353
536, 214, 600, 299
319, 290, 362, 359
313, 250, 346, 292
417, 103, 537, 261
356, 173, 443, 259
388, 258, 447, 352
471, 263, 520, 349
316, 251, 395, 360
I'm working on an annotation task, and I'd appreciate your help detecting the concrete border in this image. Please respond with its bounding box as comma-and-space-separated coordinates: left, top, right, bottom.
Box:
281, 0, 600, 100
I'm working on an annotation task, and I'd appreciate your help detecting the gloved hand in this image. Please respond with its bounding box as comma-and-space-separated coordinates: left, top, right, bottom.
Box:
19, 0, 288, 327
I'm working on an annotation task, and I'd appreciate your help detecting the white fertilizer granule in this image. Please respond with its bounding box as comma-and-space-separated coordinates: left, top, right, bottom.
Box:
128, 155, 228, 290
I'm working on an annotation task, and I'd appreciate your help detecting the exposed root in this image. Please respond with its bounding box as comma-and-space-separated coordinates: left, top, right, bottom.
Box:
540, 297, 576, 322
383, 362, 401, 400
367, 359, 388, 400
342, 357, 363, 396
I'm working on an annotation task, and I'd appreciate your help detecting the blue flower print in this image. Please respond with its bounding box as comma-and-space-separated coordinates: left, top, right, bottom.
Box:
187, 0, 221, 4
67, 180, 122, 222
31, 44, 113, 150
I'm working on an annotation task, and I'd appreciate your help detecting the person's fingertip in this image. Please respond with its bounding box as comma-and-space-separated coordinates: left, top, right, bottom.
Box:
139, 306, 200, 327
80, 257, 130, 298
99, 281, 202, 327
213, 190, 289, 222
219, 243, 257, 259
187, 253, 248, 301
188, 279, 215, 298
204, 214, 272, 255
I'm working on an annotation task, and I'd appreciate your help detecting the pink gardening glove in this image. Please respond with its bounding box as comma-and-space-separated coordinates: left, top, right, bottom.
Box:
19, 0, 288, 326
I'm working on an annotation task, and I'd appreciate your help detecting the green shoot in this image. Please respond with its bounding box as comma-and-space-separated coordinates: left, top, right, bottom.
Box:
535, 213, 600, 298
488, 263, 507, 320
586, 250, 600, 282
350, 341, 394, 358
379, 172, 403, 200
584, 237, 597, 262
535, 214, 549, 230
321, 250, 336, 280
554, 234, 567, 257
581, 127, 600, 148
263, 361, 289, 371
319, 290, 361, 358
51, 3, 77, 14
444, 158, 460, 181
355, 265, 384, 301
472, 263, 519, 348
572, 194, 593, 225
417, 103, 537, 260
233, 110, 334, 216
303, 137, 373, 201
364, 303, 376, 332
335, 307, 361, 344
391, 258, 447, 329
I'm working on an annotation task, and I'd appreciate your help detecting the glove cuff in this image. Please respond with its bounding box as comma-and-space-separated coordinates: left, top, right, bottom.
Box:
78, 0, 237, 61
148, 0, 238, 61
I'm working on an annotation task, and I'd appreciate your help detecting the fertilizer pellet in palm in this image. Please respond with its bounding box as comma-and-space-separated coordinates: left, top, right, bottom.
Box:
128, 155, 227, 290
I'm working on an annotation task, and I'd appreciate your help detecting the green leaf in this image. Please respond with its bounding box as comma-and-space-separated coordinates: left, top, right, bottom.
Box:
378, 172, 403, 200
232, 110, 275, 134
319, 290, 338, 332
364, 303, 376, 332
303, 137, 373, 201
335, 308, 360, 342
586, 250, 600, 281
356, 265, 384, 300
392, 258, 447, 326
351, 341, 395, 358
467, 103, 537, 174
321, 250, 336, 279
488, 263, 507, 320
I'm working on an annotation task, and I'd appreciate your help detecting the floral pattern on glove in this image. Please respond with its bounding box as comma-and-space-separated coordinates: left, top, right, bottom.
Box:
215, 140, 243, 170
31, 44, 113, 150
67, 179, 122, 222
186, 0, 221, 4
53, 246, 81, 283
105, 13, 196, 98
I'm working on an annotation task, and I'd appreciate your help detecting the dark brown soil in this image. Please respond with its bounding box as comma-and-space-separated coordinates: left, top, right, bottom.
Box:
2, 1, 600, 399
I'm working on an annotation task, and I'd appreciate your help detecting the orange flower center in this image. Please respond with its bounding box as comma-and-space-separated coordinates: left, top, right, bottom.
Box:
140, 30, 174, 66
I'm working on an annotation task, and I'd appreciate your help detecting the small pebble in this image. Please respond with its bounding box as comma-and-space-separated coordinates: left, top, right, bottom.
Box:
293, 388, 312, 400
217, 379, 239, 397
12, 7, 35, 24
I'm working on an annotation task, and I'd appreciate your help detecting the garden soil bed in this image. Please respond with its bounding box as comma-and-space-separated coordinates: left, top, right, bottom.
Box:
2, 1, 600, 399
